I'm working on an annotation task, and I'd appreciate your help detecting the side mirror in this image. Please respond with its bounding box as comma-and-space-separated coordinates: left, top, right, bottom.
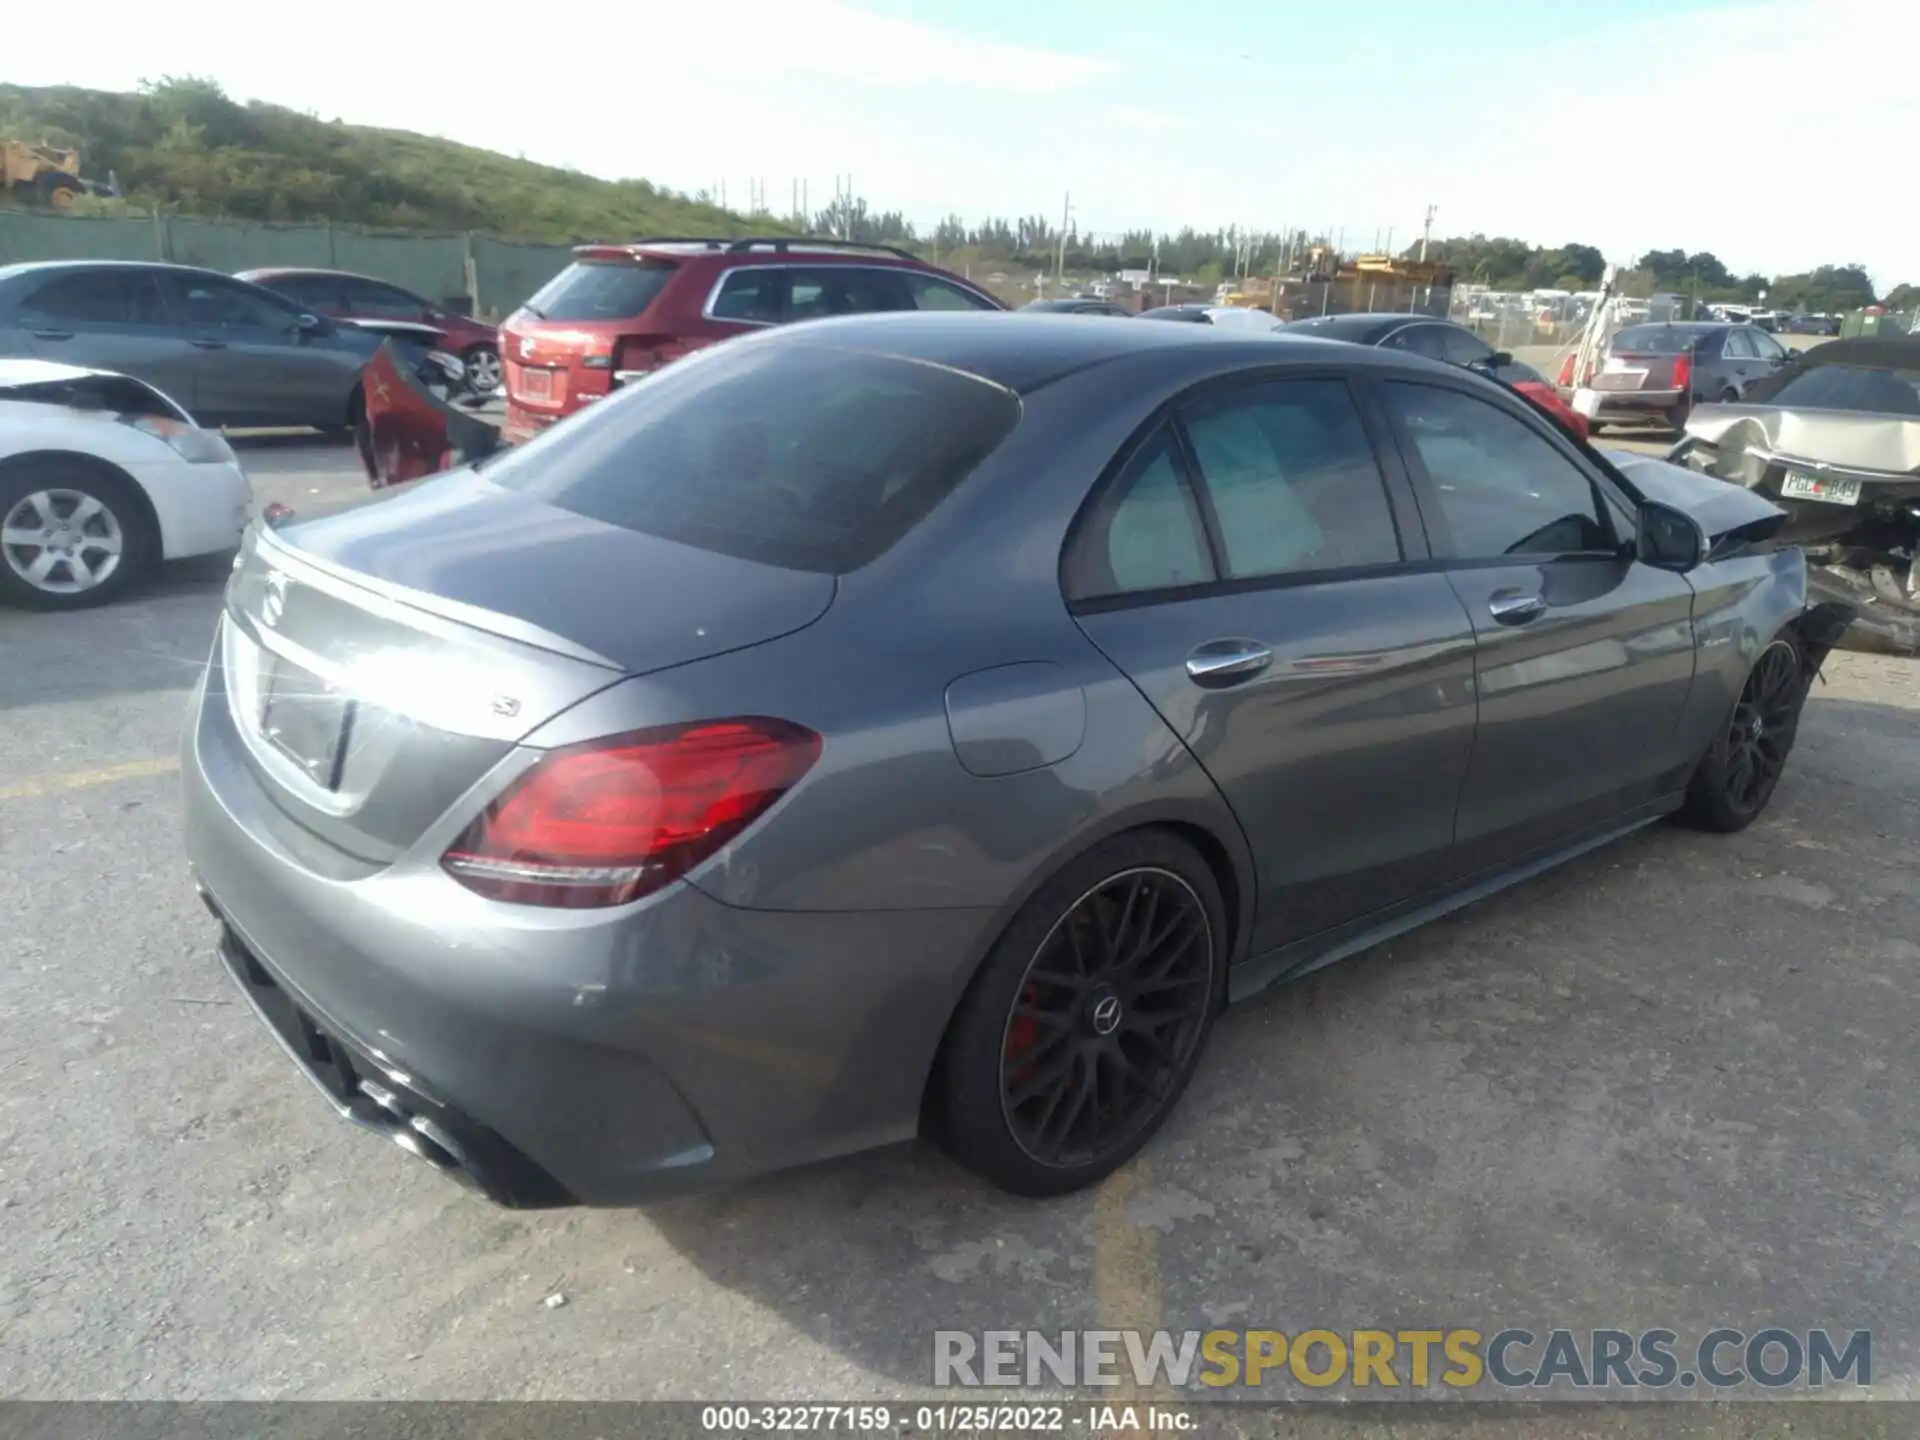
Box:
293, 312, 328, 337
1488, 350, 1514, 367
1636, 501, 1706, 572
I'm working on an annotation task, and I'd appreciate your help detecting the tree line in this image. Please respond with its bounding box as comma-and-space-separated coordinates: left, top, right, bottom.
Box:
802, 200, 1904, 312
7, 79, 1907, 312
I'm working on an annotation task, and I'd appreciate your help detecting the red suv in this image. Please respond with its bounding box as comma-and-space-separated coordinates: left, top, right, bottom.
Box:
237, 267, 502, 394
498, 237, 1005, 442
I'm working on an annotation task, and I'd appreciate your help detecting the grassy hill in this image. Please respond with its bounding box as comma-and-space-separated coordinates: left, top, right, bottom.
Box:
0, 78, 775, 242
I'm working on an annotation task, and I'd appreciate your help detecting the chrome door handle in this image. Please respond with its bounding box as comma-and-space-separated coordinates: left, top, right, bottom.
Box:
1185, 640, 1273, 686
1488, 590, 1546, 625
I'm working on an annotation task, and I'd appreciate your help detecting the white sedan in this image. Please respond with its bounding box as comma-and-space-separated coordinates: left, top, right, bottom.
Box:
0, 359, 252, 610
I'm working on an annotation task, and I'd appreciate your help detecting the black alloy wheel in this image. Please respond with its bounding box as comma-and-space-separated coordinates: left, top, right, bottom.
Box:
999, 868, 1213, 1168
1680, 636, 1807, 832
1721, 641, 1801, 814
936, 831, 1226, 1196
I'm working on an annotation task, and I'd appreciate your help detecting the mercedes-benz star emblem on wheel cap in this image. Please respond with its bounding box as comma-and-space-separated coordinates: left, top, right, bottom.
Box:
1091, 995, 1123, 1035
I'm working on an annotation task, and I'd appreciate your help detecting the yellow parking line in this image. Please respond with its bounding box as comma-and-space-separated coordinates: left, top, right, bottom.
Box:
1091, 1159, 1166, 1433
0, 756, 180, 801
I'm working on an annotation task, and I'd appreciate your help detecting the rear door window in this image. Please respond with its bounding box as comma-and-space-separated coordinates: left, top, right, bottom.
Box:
1062, 426, 1216, 600
480, 341, 1021, 572
786, 266, 914, 320
1721, 329, 1758, 359
905, 274, 998, 311
16, 269, 170, 326
1385, 325, 1450, 360
524, 260, 676, 321
1179, 379, 1404, 577
708, 268, 785, 323
341, 277, 426, 319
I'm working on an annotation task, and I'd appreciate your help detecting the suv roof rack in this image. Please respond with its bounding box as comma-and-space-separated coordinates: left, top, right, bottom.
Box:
721, 236, 921, 262
592, 235, 923, 262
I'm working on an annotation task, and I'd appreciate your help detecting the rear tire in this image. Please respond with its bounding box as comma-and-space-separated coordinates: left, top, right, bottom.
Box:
935, 830, 1226, 1197
1718, 387, 1739, 404
1677, 634, 1808, 833
0, 455, 155, 611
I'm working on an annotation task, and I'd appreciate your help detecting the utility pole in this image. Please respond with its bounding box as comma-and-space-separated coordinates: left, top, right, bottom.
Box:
1419, 203, 1438, 262
1056, 192, 1072, 283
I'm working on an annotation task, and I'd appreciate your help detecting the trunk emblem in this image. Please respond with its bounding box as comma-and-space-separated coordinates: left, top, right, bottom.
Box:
519, 337, 536, 359
492, 695, 522, 718
261, 571, 287, 627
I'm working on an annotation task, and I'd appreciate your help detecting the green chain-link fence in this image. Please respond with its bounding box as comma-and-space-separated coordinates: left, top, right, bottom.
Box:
0, 210, 576, 319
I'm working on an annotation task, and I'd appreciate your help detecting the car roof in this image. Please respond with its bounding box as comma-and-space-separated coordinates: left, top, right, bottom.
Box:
575, 239, 928, 267
0, 258, 232, 283
236, 266, 392, 282
744, 311, 1424, 395
1283, 313, 1434, 342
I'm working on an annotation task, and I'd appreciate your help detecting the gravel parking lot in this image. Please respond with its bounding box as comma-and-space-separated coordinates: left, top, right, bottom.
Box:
4, 435, 1918, 1411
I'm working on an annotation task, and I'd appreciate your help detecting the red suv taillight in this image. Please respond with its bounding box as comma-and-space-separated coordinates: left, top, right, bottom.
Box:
442, 718, 822, 908
1671, 353, 1692, 394
1557, 354, 1576, 386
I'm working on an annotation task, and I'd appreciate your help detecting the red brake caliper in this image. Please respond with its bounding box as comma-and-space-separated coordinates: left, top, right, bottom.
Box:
1004, 979, 1039, 1078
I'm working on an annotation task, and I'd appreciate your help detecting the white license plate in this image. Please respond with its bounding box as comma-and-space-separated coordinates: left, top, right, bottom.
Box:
1572, 388, 1603, 418
517, 367, 553, 401
1779, 471, 1862, 505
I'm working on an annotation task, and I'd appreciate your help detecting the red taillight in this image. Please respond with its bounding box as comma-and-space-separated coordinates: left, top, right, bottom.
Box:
442, 718, 822, 908
1557, 354, 1575, 386
1672, 353, 1692, 394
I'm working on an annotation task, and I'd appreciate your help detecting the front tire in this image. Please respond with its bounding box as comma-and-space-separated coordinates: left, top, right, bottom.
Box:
0, 456, 154, 611
936, 830, 1226, 1197
1678, 634, 1808, 832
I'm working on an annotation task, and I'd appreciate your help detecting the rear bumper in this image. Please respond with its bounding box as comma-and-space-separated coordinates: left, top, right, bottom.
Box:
180, 664, 994, 1205
1572, 386, 1687, 421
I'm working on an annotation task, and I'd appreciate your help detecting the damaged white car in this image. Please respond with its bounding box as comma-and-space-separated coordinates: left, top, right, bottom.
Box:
0, 360, 251, 610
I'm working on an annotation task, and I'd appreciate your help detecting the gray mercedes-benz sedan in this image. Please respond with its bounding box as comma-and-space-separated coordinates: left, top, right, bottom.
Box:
182, 313, 1853, 1205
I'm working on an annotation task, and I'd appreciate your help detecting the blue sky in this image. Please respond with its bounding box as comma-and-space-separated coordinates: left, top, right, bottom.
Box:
22, 0, 1916, 289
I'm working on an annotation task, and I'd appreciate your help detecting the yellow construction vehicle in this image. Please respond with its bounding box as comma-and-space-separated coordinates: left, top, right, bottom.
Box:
3, 140, 118, 210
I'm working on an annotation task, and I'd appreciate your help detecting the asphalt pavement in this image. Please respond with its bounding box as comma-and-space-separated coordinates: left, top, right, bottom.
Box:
3, 436, 1919, 1415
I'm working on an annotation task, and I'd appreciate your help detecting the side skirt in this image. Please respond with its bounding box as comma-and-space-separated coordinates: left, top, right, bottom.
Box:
1227, 793, 1685, 1005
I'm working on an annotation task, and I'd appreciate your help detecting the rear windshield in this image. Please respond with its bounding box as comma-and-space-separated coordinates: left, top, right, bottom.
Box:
1612, 325, 1700, 354
478, 340, 1021, 572
1751, 363, 1920, 416
522, 259, 675, 322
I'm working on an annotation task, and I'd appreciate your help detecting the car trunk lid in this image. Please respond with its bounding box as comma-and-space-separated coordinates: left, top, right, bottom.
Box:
219, 473, 836, 862
1755, 410, 1920, 476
